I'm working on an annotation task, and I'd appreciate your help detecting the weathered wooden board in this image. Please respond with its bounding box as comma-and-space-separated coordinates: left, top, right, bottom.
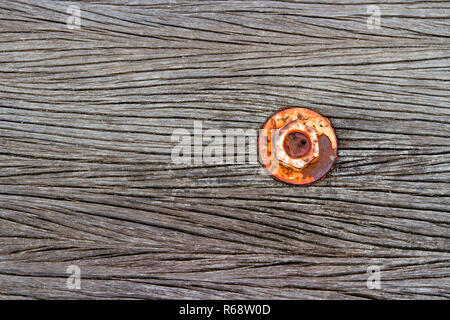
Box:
0, 0, 449, 299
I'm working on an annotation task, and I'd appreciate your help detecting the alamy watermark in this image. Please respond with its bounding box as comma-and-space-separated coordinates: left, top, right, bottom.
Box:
366, 265, 381, 289
66, 265, 81, 290
367, 5, 381, 30
171, 121, 259, 166
67, 5, 81, 30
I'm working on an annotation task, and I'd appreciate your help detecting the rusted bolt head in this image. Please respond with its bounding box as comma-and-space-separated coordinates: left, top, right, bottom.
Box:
258, 107, 338, 185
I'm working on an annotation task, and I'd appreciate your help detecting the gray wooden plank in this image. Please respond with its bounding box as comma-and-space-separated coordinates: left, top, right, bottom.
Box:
0, 0, 449, 299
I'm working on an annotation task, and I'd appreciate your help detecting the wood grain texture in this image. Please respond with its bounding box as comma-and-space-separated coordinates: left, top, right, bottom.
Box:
0, 0, 449, 299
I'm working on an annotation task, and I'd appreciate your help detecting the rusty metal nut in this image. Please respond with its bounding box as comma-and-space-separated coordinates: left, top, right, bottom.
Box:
258, 107, 338, 186
273, 121, 319, 170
